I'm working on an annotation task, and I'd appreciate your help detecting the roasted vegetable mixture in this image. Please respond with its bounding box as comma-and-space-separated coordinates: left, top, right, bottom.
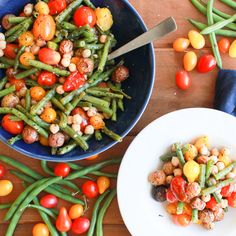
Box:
149, 136, 236, 230
0, 0, 130, 155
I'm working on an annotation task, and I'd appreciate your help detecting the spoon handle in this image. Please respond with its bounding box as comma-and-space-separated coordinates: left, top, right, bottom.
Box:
108, 17, 177, 61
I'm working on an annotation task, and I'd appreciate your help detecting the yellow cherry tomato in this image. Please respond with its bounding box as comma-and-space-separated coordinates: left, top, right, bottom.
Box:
0, 180, 13, 196
183, 160, 200, 183
95, 7, 113, 31
39, 135, 49, 146
229, 40, 236, 58
90, 115, 105, 130
183, 51, 197, 72
86, 154, 99, 161
194, 136, 209, 151
20, 52, 35, 66
218, 154, 231, 166
188, 30, 205, 49
35, 1, 50, 15
30, 86, 46, 101
41, 107, 57, 123
18, 31, 34, 46
69, 204, 84, 220
97, 176, 111, 194
184, 143, 198, 161
173, 38, 190, 52
32, 223, 49, 236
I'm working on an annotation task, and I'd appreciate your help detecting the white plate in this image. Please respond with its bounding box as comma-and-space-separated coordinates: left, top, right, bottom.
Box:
117, 108, 236, 236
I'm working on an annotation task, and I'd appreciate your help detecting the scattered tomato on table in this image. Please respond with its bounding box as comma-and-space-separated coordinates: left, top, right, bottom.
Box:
175, 70, 191, 90
32, 223, 49, 236
82, 180, 99, 198
40, 194, 58, 209
0, 179, 13, 196
54, 163, 71, 177
71, 217, 90, 234
56, 207, 72, 232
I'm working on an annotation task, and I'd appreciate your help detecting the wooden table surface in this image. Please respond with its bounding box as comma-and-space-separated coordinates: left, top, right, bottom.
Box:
1, 0, 236, 235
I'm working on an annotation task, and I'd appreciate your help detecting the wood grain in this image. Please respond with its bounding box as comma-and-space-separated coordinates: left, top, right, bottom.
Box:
0, 0, 235, 235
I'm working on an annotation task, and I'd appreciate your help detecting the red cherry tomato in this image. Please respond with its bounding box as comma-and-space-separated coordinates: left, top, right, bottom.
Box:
71, 217, 90, 234
172, 214, 191, 227
197, 54, 216, 73
227, 192, 236, 208
166, 188, 178, 203
8, 77, 25, 91
40, 194, 58, 209
56, 207, 72, 232
205, 196, 217, 210
0, 165, 6, 178
54, 163, 70, 178
63, 71, 86, 92
82, 180, 99, 198
175, 70, 191, 90
48, 0, 67, 15
2, 114, 24, 135
218, 38, 231, 54
3, 44, 18, 59
73, 6, 96, 28
170, 176, 187, 202
38, 48, 61, 66
38, 71, 57, 87
221, 184, 234, 198
71, 107, 89, 132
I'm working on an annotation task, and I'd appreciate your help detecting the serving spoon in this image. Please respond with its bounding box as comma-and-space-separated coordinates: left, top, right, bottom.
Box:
108, 17, 177, 60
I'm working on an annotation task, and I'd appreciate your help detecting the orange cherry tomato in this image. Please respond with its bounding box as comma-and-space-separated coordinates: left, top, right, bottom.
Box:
56, 207, 72, 232
30, 86, 46, 101
32, 223, 49, 236
69, 204, 84, 220
8, 77, 25, 91
20, 52, 35, 66
218, 38, 230, 54
173, 38, 190, 52
172, 214, 191, 227
18, 31, 34, 46
38, 47, 61, 65
71, 57, 80, 65
40, 107, 57, 123
86, 154, 99, 160
166, 202, 177, 214
39, 135, 49, 146
97, 176, 111, 194
90, 115, 105, 130
4, 44, 18, 59
33, 15, 56, 41
183, 51, 197, 72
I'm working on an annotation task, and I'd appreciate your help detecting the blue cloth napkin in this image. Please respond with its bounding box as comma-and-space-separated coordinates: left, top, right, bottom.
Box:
214, 69, 236, 116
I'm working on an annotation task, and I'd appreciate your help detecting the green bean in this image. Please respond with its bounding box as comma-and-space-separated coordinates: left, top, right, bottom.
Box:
51, 97, 66, 112
111, 99, 117, 121
30, 88, 55, 115
83, 0, 96, 9
28, 60, 70, 76
68, 25, 91, 39
25, 89, 31, 111
10, 169, 84, 204
5, 17, 33, 37
214, 161, 236, 180
0, 107, 49, 138
6, 177, 61, 236
65, 92, 85, 115
207, 0, 222, 69
0, 63, 10, 69
15, 68, 39, 79
27, 203, 57, 219
107, 82, 131, 99
6, 23, 31, 43
101, 126, 122, 142
160, 151, 176, 162
90, 87, 110, 92
83, 94, 110, 107
78, 101, 93, 108
190, 0, 236, 30
74, 41, 104, 50
96, 189, 116, 236
8, 134, 22, 145
192, 209, 198, 223
177, 202, 184, 215
0, 85, 16, 98
66, 158, 121, 180
95, 130, 103, 141
8, 16, 27, 24
32, 198, 59, 236
16, 105, 50, 130
202, 178, 235, 196
60, 22, 77, 31
206, 179, 221, 203
86, 89, 124, 99
47, 41, 58, 51
0, 57, 29, 70
98, 36, 112, 72
87, 190, 110, 236
220, 0, 236, 9
188, 18, 236, 37
206, 159, 214, 179
56, 0, 83, 23
202, 14, 236, 35
199, 164, 206, 188
14, 46, 26, 71
174, 143, 186, 167
0, 77, 7, 90
0, 203, 12, 210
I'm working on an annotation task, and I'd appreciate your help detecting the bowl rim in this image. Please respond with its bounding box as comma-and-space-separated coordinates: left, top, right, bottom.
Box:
0, 0, 156, 162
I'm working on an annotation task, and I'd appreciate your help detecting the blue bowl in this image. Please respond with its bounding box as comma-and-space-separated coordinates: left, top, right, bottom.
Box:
0, 0, 155, 161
